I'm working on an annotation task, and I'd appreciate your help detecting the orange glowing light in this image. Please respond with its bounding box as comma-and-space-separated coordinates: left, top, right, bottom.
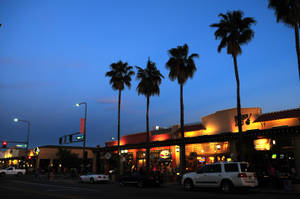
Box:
254, 138, 271, 151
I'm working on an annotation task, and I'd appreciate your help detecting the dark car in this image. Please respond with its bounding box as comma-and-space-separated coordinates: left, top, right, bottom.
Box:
119, 171, 161, 188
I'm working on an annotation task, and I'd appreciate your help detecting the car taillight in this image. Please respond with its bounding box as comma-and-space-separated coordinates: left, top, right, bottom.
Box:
238, 173, 247, 178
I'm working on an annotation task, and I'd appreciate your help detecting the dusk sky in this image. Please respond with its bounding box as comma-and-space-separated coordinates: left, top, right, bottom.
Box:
1, 0, 299, 149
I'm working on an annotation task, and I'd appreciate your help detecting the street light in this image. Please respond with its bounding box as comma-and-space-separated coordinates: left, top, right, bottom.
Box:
14, 117, 31, 169
76, 102, 87, 171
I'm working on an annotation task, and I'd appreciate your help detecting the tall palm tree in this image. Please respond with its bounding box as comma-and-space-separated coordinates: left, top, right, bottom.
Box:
166, 44, 199, 174
136, 58, 164, 173
210, 10, 256, 161
268, 0, 300, 80
105, 61, 135, 163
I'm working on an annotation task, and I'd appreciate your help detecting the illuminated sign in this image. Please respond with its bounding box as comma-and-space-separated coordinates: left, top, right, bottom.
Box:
16, 144, 27, 148
160, 150, 170, 159
197, 156, 205, 162
80, 118, 85, 134
254, 138, 271, 151
33, 147, 40, 155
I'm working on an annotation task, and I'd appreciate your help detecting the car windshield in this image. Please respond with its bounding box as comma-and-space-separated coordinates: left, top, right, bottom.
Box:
240, 163, 254, 172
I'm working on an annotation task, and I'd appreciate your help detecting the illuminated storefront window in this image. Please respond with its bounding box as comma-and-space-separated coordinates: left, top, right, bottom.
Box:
254, 138, 271, 151
185, 142, 229, 156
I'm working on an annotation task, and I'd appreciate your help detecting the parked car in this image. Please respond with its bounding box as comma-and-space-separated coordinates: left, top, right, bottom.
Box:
79, 173, 109, 184
119, 171, 161, 188
0, 166, 26, 176
182, 162, 258, 192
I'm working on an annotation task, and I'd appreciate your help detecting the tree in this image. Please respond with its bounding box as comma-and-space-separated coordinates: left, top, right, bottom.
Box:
105, 61, 135, 171
210, 10, 256, 161
166, 44, 199, 174
136, 58, 164, 173
56, 148, 80, 169
268, 0, 300, 80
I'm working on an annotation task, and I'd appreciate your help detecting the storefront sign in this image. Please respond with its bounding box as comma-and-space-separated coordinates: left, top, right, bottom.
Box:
160, 150, 170, 159
197, 156, 205, 162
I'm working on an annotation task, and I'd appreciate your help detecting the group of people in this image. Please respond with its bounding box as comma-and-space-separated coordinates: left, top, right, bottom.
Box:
255, 164, 296, 191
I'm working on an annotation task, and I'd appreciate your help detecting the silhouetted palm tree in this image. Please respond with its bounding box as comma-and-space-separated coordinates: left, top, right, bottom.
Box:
268, 0, 300, 80
105, 61, 135, 160
166, 44, 199, 174
210, 10, 256, 161
136, 58, 164, 173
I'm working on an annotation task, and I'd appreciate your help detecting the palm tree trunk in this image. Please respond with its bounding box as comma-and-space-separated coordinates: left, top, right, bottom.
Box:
294, 24, 300, 80
180, 83, 186, 174
146, 95, 150, 174
233, 55, 243, 161
118, 89, 121, 160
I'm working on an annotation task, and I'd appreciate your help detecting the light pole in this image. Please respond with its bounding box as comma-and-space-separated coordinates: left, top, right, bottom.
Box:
76, 102, 87, 171
14, 118, 31, 168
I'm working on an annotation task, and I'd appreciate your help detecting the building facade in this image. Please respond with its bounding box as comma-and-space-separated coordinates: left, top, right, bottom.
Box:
96, 107, 300, 178
1, 145, 97, 173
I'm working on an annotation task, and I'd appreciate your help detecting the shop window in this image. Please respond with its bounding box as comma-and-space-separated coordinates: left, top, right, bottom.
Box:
136, 151, 146, 159
224, 163, 238, 172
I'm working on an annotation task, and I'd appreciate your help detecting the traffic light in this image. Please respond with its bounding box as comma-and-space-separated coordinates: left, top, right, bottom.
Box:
59, 137, 62, 144
2, 141, 7, 148
27, 155, 32, 160
69, 135, 73, 143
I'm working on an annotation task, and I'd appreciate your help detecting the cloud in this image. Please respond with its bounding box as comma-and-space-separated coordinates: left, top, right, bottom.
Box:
96, 98, 118, 104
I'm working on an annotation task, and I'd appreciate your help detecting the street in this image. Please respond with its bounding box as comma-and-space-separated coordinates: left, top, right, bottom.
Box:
0, 175, 299, 199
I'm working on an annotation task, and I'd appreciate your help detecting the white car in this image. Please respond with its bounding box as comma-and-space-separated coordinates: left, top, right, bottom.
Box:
182, 162, 258, 192
0, 167, 26, 176
79, 173, 109, 184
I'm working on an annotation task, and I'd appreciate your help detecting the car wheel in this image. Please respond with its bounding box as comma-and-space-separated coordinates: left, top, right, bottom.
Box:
137, 180, 144, 188
90, 178, 95, 184
0, 172, 6, 177
220, 180, 233, 193
17, 172, 23, 177
183, 179, 193, 191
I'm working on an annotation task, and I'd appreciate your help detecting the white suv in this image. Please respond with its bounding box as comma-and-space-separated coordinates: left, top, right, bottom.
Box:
182, 162, 258, 192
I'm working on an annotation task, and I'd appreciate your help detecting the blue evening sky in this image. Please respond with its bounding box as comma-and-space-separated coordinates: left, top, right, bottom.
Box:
0, 0, 299, 148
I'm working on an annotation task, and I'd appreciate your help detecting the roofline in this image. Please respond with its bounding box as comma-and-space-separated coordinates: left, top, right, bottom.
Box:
37, 145, 96, 150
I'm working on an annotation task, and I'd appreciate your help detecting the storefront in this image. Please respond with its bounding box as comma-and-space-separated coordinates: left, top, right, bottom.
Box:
96, 107, 300, 178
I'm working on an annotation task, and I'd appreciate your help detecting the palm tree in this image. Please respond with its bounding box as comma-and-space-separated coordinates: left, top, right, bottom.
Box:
210, 10, 256, 161
268, 0, 300, 80
166, 44, 199, 174
105, 61, 135, 162
136, 58, 164, 173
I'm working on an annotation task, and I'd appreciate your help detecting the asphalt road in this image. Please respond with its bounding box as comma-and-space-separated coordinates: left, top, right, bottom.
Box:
0, 175, 298, 199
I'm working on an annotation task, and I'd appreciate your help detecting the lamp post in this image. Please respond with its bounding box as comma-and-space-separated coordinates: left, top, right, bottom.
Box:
14, 118, 31, 168
76, 102, 87, 171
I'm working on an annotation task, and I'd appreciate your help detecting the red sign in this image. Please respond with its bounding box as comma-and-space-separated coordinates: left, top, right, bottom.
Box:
80, 118, 85, 134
